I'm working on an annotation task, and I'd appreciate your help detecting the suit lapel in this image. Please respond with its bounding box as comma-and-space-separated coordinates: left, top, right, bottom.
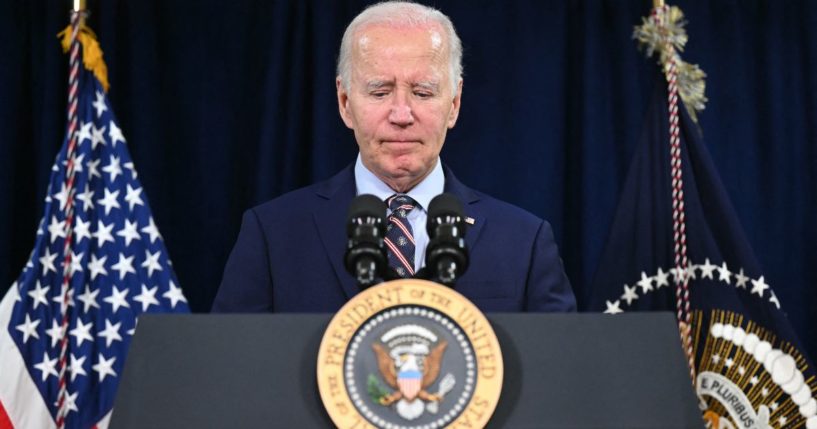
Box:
442, 165, 485, 253
313, 165, 360, 300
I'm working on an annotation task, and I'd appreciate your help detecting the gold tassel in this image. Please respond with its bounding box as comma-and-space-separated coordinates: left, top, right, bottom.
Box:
57, 24, 110, 92
634, 6, 707, 122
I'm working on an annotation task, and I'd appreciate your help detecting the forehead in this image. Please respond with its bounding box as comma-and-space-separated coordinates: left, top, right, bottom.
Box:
351, 24, 449, 74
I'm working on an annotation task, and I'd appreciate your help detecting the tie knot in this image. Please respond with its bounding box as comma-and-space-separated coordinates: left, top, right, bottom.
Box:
387, 194, 416, 218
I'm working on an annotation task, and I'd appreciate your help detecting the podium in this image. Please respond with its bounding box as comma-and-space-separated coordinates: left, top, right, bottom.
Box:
110, 313, 703, 428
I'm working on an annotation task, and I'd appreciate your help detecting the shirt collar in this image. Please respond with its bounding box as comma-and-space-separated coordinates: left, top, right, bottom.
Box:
354, 154, 444, 212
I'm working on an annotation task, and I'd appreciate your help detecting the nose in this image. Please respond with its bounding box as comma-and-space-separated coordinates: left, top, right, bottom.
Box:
388, 96, 414, 127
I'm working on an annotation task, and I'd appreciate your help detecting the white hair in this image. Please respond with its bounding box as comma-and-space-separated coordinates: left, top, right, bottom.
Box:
337, 1, 463, 98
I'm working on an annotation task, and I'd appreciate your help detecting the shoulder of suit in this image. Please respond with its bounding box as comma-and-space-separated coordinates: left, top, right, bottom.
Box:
247, 181, 330, 221
468, 189, 546, 229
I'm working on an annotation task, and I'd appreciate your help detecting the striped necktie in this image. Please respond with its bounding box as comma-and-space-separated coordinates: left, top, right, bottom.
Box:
385, 194, 417, 278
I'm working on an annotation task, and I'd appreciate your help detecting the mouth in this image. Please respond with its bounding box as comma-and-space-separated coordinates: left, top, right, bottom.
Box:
381, 140, 421, 144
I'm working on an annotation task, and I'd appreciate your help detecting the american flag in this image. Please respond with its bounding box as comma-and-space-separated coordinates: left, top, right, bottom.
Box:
0, 23, 189, 429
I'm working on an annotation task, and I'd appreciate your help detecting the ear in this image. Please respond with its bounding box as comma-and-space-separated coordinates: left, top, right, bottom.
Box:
447, 79, 463, 128
337, 77, 355, 129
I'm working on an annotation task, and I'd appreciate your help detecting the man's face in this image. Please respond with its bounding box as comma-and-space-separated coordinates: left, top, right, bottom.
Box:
337, 24, 462, 193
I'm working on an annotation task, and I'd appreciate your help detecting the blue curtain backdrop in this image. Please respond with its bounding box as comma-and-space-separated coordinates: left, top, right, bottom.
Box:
1, 1, 815, 358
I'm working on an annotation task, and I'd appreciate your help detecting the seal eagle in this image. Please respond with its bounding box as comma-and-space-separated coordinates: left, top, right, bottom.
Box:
373, 340, 448, 406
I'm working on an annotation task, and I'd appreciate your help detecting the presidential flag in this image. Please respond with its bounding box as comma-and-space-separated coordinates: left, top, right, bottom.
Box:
589, 65, 817, 429
0, 19, 188, 429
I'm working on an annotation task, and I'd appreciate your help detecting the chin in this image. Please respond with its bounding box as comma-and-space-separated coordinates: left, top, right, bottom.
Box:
387, 160, 423, 177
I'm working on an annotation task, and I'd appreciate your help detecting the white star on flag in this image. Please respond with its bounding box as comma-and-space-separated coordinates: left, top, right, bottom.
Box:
108, 120, 126, 146
77, 285, 101, 313
98, 319, 123, 347
133, 284, 160, 312
90, 123, 106, 149
45, 319, 64, 348
97, 188, 121, 215
69, 319, 94, 346
621, 284, 638, 305
87, 254, 109, 280
76, 183, 95, 210
47, 216, 66, 243
141, 250, 163, 277
92, 354, 117, 382
163, 281, 187, 308
637, 271, 653, 293
39, 248, 58, 275
699, 259, 716, 279
141, 217, 162, 243
103, 286, 131, 313
124, 184, 144, 211
750, 276, 769, 298
604, 300, 623, 314
74, 216, 92, 242
69, 354, 88, 382
34, 352, 59, 382
87, 158, 101, 180
734, 269, 749, 289
53, 183, 71, 211
111, 252, 136, 279
92, 90, 107, 117
27, 281, 50, 309
93, 220, 115, 247
77, 121, 93, 143
117, 219, 141, 246
15, 314, 41, 343
717, 262, 731, 283
654, 267, 669, 288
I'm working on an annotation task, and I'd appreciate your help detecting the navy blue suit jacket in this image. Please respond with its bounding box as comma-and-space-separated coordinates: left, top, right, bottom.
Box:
212, 165, 576, 313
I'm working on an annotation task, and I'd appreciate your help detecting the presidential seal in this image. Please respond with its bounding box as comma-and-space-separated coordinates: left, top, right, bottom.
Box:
317, 279, 503, 429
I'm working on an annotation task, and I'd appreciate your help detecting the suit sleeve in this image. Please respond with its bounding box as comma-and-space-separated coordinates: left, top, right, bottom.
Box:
211, 209, 274, 312
524, 220, 577, 312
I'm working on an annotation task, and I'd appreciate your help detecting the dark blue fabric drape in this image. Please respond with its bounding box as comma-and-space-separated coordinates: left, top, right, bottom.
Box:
1, 1, 815, 359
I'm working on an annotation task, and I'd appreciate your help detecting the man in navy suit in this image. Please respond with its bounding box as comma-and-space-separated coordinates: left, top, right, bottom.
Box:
212, 1, 576, 313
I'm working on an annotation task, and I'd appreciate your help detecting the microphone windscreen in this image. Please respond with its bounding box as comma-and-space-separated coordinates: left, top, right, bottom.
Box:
427, 193, 464, 219
347, 194, 387, 224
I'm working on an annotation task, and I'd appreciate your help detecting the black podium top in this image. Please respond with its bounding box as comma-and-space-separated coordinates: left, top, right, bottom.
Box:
111, 312, 702, 428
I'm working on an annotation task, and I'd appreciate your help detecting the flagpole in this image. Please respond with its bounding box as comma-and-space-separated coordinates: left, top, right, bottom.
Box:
73, 0, 86, 23
645, 0, 697, 384
55, 1, 87, 427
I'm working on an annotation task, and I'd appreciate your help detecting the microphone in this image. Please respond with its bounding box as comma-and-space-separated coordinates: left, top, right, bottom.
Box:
344, 194, 388, 289
425, 193, 469, 287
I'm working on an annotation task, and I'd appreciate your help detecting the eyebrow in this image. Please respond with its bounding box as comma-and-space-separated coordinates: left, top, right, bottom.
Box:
366, 80, 393, 91
414, 81, 440, 92
364, 80, 441, 92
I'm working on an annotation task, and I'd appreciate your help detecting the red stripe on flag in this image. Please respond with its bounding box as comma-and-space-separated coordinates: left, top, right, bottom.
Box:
0, 399, 14, 429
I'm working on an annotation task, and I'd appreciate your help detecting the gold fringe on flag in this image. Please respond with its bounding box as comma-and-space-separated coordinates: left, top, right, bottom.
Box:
634, 6, 707, 122
57, 24, 110, 92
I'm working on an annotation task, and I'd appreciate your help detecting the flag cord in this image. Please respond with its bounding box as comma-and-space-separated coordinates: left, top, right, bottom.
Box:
54, 9, 85, 428
654, 4, 697, 385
